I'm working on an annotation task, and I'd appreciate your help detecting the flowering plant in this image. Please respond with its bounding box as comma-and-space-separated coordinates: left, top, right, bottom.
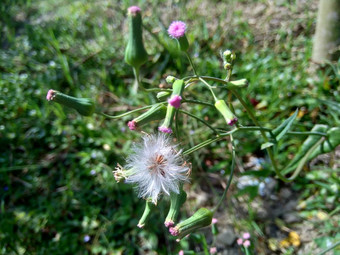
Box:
46, 5, 340, 253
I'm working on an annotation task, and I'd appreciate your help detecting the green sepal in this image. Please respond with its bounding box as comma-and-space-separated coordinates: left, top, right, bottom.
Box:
50, 90, 95, 116
137, 200, 156, 228
134, 104, 167, 126
165, 188, 187, 227
124, 10, 148, 69
173, 208, 213, 240
177, 35, 189, 52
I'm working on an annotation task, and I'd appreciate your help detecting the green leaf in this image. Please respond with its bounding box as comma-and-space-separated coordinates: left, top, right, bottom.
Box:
283, 125, 340, 175
261, 142, 274, 150
272, 109, 298, 141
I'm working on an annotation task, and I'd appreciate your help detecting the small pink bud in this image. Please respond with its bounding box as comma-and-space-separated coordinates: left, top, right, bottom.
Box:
243, 240, 251, 248
127, 6, 141, 15
212, 218, 218, 224
178, 250, 184, 255
158, 126, 173, 134
210, 247, 217, 254
128, 120, 137, 130
164, 220, 174, 228
168, 21, 187, 39
243, 232, 250, 239
169, 227, 179, 236
227, 117, 238, 126
46, 89, 56, 101
168, 95, 182, 109
237, 238, 243, 245
137, 223, 144, 228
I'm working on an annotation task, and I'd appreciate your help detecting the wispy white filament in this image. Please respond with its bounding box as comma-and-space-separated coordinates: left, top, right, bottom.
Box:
125, 133, 190, 204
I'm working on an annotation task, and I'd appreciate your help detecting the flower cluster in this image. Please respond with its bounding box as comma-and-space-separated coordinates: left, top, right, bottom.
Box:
237, 232, 251, 248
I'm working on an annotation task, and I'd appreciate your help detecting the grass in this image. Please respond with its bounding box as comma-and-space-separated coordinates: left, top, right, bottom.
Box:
1, 0, 339, 254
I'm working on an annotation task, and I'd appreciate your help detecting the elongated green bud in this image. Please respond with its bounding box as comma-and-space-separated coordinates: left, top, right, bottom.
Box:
128, 104, 167, 130
159, 80, 185, 133
46, 89, 95, 116
124, 6, 148, 69
169, 208, 213, 240
214, 100, 238, 126
137, 200, 155, 228
164, 188, 187, 228
157, 91, 172, 101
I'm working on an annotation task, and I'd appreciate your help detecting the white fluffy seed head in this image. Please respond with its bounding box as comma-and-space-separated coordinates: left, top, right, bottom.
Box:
124, 133, 190, 204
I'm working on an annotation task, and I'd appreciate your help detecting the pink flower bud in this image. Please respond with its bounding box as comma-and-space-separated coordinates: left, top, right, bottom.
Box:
46, 89, 56, 101
237, 238, 243, 245
168, 95, 182, 109
210, 247, 217, 254
212, 218, 218, 224
127, 6, 141, 15
178, 250, 184, 255
243, 232, 250, 239
169, 227, 179, 236
128, 120, 137, 130
158, 126, 173, 133
243, 240, 251, 248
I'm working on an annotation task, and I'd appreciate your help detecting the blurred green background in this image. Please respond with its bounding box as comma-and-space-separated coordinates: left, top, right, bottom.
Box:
1, 0, 339, 254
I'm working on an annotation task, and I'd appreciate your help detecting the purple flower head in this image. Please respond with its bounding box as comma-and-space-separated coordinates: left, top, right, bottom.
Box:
237, 238, 243, 245
168, 95, 182, 109
243, 240, 251, 248
212, 218, 218, 224
127, 6, 141, 15
164, 220, 174, 228
243, 232, 250, 239
178, 250, 184, 255
158, 126, 173, 134
128, 120, 137, 130
210, 247, 217, 254
169, 226, 179, 236
227, 117, 238, 126
46, 89, 56, 101
168, 21, 187, 39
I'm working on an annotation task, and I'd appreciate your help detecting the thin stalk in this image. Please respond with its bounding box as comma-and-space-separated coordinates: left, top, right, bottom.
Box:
182, 99, 215, 107
175, 109, 180, 141
179, 109, 218, 134
183, 128, 238, 156
316, 240, 340, 255
199, 77, 218, 101
184, 52, 198, 76
99, 105, 154, 119
213, 134, 236, 213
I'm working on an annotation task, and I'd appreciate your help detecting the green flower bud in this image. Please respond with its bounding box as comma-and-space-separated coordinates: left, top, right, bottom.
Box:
166, 75, 177, 84
223, 49, 236, 63
124, 6, 148, 70
214, 100, 238, 126
164, 188, 187, 228
169, 208, 213, 240
137, 200, 156, 228
159, 80, 185, 133
46, 89, 95, 116
128, 104, 167, 130
157, 91, 172, 101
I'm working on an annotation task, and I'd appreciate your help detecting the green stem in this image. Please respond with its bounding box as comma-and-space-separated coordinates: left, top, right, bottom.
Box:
199, 77, 218, 101
99, 105, 155, 119
316, 240, 340, 255
184, 52, 198, 76
182, 99, 215, 107
179, 109, 218, 134
213, 134, 236, 213
183, 129, 238, 156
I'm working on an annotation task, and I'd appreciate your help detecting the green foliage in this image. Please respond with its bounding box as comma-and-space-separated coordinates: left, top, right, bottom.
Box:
1, 0, 339, 254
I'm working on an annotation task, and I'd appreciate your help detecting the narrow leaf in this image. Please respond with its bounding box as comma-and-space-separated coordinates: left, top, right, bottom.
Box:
273, 109, 299, 141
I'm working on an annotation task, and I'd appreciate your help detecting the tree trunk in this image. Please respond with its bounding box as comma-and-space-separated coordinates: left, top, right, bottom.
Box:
312, 0, 340, 63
